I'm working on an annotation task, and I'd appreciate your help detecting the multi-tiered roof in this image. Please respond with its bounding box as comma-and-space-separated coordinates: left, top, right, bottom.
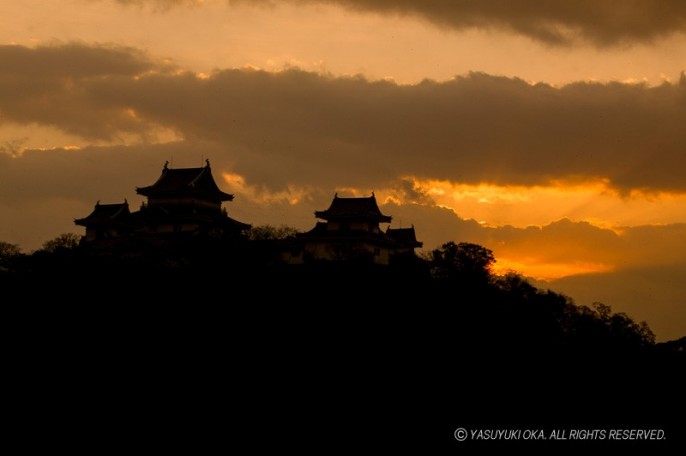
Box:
314, 194, 392, 223
136, 161, 234, 203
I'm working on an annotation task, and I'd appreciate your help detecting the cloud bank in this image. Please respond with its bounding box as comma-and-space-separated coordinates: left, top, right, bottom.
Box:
318, 0, 686, 46
2, 43, 685, 193
108, 0, 686, 46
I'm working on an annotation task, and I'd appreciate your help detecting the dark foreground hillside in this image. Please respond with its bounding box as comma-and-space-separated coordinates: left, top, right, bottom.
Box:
2, 239, 684, 452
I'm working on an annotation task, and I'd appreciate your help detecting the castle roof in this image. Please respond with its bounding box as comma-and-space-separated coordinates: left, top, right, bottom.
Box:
314, 194, 391, 223
74, 201, 130, 226
136, 161, 233, 202
386, 226, 423, 248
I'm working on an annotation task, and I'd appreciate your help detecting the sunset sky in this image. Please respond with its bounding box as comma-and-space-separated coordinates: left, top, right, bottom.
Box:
1, 0, 685, 339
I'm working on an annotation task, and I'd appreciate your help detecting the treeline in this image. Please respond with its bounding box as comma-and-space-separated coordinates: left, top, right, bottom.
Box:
2, 230, 684, 449
1, 230, 682, 356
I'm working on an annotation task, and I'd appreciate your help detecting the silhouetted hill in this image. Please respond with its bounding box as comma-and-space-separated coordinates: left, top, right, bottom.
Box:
541, 265, 686, 341
2, 238, 683, 451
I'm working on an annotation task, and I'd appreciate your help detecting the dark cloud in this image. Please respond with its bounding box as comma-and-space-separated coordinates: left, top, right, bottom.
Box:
320, 0, 686, 46
5, 44, 685, 192
137, 69, 686, 192
390, 179, 435, 206
107, 0, 686, 46
384, 202, 625, 265
0, 42, 153, 78
0, 44, 166, 140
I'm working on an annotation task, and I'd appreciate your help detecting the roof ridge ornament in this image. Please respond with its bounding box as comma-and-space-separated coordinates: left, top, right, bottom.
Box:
163, 160, 169, 171
205, 158, 211, 168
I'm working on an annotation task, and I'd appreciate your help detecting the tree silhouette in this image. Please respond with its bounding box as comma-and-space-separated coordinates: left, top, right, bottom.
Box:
247, 225, 299, 241
41, 233, 80, 253
592, 301, 655, 346
1, 231, 681, 358
430, 241, 495, 284
0, 241, 22, 272
0, 241, 21, 259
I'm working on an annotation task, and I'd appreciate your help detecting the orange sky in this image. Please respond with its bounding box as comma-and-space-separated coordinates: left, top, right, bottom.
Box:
1, 0, 685, 339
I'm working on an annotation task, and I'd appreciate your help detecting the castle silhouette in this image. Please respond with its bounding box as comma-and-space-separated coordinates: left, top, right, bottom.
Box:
75, 161, 422, 264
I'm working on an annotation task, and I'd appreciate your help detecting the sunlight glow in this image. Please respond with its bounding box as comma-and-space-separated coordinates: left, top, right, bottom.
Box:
222, 171, 311, 206
401, 177, 686, 228
342, 177, 686, 280
493, 258, 614, 281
